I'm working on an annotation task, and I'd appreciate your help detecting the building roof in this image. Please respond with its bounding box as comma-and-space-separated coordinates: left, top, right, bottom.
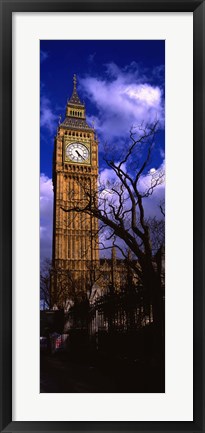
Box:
60, 117, 93, 131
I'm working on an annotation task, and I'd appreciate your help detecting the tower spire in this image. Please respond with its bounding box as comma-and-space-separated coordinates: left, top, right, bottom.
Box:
63, 75, 92, 123
73, 73, 77, 89
68, 73, 83, 106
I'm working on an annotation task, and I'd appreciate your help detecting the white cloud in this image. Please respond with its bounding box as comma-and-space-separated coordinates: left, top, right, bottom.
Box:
139, 167, 165, 219
40, 50, 49, 63
88, 52, 96, 63
40, 96, 58, 134
40, 174, 53, 260
80, 63, 164, 142
99, 159, 165, 221
40, 164, 165, 261
125, 84, 161, 106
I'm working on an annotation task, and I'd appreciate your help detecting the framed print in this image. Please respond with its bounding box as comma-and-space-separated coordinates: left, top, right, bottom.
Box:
0, 0, 204, 432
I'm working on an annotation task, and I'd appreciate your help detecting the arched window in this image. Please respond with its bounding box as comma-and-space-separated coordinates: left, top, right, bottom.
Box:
80, 112, 82, 117
72, 132, 75, 136
75, 111, 77, 116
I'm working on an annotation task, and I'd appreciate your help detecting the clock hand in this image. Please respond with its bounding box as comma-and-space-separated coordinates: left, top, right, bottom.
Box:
76, 150, 86, 160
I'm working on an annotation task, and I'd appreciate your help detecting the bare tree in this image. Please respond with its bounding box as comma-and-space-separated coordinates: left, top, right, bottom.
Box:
62, 121, 165, 332
40, 259, 52, 309
41, 259, 86, 312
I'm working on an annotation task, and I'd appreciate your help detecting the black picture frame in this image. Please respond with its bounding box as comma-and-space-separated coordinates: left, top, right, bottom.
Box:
0, 0, 204, 432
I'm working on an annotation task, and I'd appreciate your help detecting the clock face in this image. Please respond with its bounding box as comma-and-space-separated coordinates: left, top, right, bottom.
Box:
65, 142, 90, 163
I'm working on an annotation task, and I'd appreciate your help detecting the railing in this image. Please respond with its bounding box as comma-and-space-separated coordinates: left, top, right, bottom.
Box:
89, 290, 154, 335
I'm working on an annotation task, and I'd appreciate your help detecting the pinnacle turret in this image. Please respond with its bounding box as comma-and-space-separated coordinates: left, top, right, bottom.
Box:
67, 74, 84, 106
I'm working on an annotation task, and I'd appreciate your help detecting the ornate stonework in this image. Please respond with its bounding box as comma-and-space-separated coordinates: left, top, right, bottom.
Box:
52, 76, 99, 308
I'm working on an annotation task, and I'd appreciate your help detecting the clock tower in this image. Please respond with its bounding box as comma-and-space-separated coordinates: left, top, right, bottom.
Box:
52, 75, 99, 308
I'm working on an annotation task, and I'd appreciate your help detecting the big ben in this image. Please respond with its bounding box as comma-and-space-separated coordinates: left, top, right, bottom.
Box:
52, 75, 99, 308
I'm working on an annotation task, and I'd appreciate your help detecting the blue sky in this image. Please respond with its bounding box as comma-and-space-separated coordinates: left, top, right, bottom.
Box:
40, 40, 165, 261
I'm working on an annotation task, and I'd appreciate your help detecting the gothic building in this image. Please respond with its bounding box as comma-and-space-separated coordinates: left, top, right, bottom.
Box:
51, 76, 137, 309
51, 75, 99, 305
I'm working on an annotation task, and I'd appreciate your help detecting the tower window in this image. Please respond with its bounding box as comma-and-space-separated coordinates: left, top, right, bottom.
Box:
75, 111, 77, 116
72, 132, 75, 136
80, 133, 82, 137
76, 132, 78, 137
69, 131, 71, 135
84, 133, 86, 137
70, 110, 72, 115
80, 112, 82, 117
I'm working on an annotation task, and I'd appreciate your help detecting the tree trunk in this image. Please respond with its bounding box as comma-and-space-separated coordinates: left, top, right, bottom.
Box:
141, 263, 164, 337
